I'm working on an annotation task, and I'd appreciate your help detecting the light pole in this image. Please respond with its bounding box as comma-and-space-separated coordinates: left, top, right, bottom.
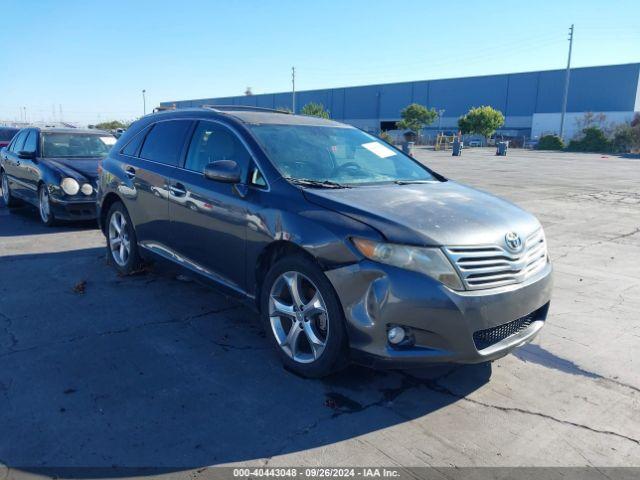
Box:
559, 24, 574, 140
142, 89, 147, 116
291, 67, 296, 114
438, 109, 445, 133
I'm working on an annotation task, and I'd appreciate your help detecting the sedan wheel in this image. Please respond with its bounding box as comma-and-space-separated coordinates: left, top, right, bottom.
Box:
1, 173, 9, 204
39, 186, 55, 225
108, 211, 131, 267
2, 171, 18, 207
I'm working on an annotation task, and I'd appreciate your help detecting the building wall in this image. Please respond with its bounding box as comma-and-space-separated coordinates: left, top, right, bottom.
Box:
162, 63, 640, 138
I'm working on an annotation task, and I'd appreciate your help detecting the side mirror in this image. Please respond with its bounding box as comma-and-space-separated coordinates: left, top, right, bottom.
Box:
204, 160, 241, 184
18, 150, 36, 160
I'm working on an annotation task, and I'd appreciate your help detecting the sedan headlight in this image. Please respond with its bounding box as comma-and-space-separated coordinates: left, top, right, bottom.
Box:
352, 238, 463, 290
60, 178, 80, 196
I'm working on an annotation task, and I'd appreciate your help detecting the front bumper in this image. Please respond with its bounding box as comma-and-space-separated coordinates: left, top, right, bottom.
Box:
50, 196, 97, 221
325, 259, 553, 367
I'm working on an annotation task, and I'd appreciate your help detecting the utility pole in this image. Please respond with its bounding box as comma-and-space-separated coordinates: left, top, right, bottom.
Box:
559, 24, 574, 140
291, 67, 296, 114
142, 89, 147, 116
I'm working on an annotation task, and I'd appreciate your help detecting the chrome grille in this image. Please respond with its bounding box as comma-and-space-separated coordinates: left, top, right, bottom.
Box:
444, 229, 548, 290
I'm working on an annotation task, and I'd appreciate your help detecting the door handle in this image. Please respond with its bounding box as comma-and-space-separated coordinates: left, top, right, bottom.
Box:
125, 166, 136, 179
169, 183, 187, 197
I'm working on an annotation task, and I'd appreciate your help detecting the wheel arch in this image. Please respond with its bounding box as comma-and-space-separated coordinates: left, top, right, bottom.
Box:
99, 192, 123, 234
254, 240, 325, 311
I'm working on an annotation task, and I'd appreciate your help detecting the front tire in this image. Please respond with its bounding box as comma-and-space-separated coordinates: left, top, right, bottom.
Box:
38, 184, 56, 226
1, 170, 19, 208
106, 202, 142, 275
260, 255, 349, 378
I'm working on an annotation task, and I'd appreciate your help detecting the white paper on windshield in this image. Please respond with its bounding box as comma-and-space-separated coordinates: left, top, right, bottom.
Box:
362, 141, 396, 158
100, 136, 117, 145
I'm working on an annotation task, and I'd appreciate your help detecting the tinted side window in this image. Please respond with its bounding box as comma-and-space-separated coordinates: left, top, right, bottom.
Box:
10, 131, 27, 153
121, 128, 148, 157
139, 120, 192, 166
185, 121, 251, 176
22, 131, 37, 153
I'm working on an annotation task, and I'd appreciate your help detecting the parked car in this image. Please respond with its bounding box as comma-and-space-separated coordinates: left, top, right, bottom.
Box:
0, 126, 19, 149
0, 127, 116, 225
97, 106, 552, 377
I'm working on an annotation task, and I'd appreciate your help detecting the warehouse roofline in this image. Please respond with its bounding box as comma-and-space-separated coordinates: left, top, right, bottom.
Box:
161, 62, 640, 106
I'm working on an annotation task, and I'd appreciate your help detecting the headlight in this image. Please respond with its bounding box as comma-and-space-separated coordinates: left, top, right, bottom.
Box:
352, 238, 464, 290
60, 178, 80, 196
80, 183, 93, 195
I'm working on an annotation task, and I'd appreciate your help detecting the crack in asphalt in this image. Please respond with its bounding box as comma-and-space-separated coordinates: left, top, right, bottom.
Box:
0, 312, 17, 350
555, 226, 640, 260
0, 305, 242, 359
397, 371, 640, 448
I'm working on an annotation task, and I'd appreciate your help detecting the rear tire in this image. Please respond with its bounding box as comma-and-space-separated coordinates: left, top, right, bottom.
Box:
106, 202, 142, 275
260, 254, 349, 378
1, 170, 19, 208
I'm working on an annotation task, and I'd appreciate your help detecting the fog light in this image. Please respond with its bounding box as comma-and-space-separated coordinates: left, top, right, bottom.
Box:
388, 326, 406, 345
81, 183, 93, 195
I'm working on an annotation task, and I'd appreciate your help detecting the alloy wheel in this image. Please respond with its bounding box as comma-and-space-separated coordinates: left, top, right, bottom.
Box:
39, 187, 51, 223
1, 173, 8, 204
268, 271, 329, 363
108, 211, 131, 267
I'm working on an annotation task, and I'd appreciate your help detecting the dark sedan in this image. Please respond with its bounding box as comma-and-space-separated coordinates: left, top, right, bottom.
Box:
0, 127, 116, 225
0, 126, 19, 149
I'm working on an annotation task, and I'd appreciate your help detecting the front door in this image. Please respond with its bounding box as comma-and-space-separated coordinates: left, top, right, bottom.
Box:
168, 120, 254, 294
16, 130, 40, 203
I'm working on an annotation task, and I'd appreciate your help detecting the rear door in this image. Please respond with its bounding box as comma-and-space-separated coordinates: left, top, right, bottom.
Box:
120, 119, 193, 250
3, 130, 28, 199
167, 120, 257, 293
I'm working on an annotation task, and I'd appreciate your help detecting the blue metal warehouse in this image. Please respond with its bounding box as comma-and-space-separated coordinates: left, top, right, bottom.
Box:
162, 63, 640, 140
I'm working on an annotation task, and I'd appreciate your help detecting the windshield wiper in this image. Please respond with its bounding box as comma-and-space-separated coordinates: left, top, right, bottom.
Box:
284, 177, 350, 189
393, 180, 435, 185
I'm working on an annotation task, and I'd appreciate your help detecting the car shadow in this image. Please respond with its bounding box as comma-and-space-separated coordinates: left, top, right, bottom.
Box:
0, 200, 98, 236
0, 248, 492, 477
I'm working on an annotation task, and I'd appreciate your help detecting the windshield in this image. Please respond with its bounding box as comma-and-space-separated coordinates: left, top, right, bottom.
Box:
41, 132, 116, 158
248, 125, 436, 185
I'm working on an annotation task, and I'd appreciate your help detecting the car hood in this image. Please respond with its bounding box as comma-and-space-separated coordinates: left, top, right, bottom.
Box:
45, 158, 101, 181
303, 181, 541, 246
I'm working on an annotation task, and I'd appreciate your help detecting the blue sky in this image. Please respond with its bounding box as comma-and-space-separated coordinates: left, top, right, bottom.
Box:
1, 0, 638, 124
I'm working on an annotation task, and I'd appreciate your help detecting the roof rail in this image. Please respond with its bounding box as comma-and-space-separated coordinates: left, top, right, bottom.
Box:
201, 105, 291, 114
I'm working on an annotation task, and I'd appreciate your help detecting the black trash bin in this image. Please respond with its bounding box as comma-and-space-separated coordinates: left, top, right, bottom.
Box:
496, 141, 509, 156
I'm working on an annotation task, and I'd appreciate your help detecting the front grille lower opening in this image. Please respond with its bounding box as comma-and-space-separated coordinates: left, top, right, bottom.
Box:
472, 305, 546, 351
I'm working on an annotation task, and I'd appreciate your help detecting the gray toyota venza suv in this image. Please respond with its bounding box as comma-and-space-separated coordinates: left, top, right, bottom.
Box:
97, 106, 552, 377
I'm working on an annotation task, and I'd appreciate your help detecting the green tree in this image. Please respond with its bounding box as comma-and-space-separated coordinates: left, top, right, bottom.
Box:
301, 102, 330, 119
396, 104, 437, 139
458, 106, 505, 142
612, 117, 640, 153
95, 120, 130, 131
537, 135, 564, 151
567, 127, 613, 153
